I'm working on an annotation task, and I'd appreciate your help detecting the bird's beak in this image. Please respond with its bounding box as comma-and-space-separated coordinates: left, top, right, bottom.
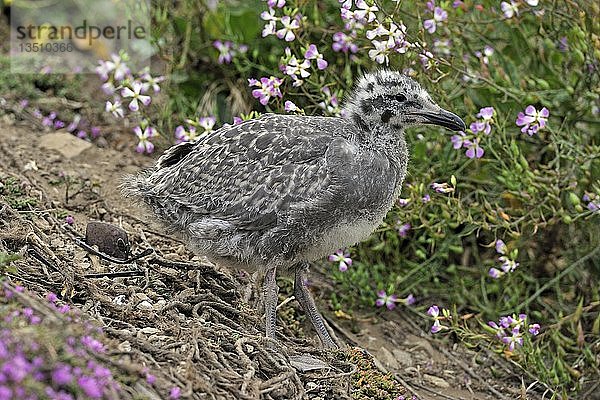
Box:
419, 108, 466, 132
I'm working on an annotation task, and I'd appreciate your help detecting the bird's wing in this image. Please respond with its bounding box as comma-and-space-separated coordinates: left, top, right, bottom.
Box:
145, 114, 354, 230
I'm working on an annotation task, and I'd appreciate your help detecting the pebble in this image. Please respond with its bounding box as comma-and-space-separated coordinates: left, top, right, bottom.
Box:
153, 299, 167, 311
137, 300, 153, 310
140, 327, 160, 335
423, 374, 450, 388
39, 132, 92, 159
392, 349, 413, 367
118, 341, 131, 352
378, 347, 400, 370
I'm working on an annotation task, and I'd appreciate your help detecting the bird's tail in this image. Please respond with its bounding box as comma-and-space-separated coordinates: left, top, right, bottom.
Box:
120, 170, 154, 201
122, 141, 196, 200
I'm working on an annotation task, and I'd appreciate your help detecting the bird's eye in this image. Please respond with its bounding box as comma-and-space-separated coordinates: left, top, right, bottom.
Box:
394, 94, 407, 103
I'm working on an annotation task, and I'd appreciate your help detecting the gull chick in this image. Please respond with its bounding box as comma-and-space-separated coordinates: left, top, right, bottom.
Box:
122, 70, 466, 349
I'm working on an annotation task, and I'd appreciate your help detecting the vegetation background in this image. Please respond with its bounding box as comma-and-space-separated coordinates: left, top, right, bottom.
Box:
147, 1, 600, 395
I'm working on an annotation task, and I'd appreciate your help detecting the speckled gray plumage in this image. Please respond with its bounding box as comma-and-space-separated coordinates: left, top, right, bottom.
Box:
125, 113, 405, 267
122, 69, 465, 348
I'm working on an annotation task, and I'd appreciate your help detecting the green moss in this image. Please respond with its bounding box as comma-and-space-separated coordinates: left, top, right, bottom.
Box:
0, 55, 83, 101
348, 347, 405, 400
0, 176, 38, 210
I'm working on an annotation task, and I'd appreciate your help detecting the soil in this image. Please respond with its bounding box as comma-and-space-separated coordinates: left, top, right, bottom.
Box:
0, 115, 541, 399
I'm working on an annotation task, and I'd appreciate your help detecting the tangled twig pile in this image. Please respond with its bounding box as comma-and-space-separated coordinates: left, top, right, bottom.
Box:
0, 165, 406, 399
1, 204, 352, 399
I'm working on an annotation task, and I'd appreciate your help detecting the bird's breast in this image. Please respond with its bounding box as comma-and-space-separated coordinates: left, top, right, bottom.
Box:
295, 216, 384, 262
294, 145, 405, 262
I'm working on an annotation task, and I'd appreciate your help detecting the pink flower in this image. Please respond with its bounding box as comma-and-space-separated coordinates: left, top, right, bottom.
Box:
175, 125, 198, 143
516, 105, 549, 136
284, 52, 311, 84
478, 106, 494, 120
495, 239, 507, 254
58, 304, 70, 313
397, 198, 410, 207
169, 387, 181, 399
284, 100, 299, 112
419, 51, 437, 70
375, 290, 398, 310
423, 6, 447, 33
52, 364, 73, 386
276, 15, 300, 42
332, 32, 358, 53
451, 131, 466, 149
199, 116, 216, 132
354, 0, 379, 23
267, 0, 285, 7
77, 376, 103, 398
249, 76, 283, 105
488, 267, 503, 279
328, 249, 352, 271
463, 138, 484, 158
105, 100, 124, 118
304, 44, 328, 70
427, 305, 446, 333
501, 1, 519, 18
475, 46, 494, 65
81, 335, 105, 353
262, 20, 277, 37
528, 323, 540, 335
42, 112, 56, 127
134, 126, 156, 154
140, 71, 165, 93
121, 82, 151, 112
397, 222, 411, 237
213, 40, 234, 64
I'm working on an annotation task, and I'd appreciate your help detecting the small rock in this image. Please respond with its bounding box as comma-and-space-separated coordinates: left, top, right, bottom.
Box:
179, 288, 195, 298
133, 293, 150, 302
423, 374, 450, 388
137, 300, 153, 310
118, 341, 131, 352
153, 299, 167, 310
289, 355, 328, 372
50, 238, 65, 248
139, 327, 160, 335
23, 160, 38, 171
38, 132, 92, 159
378, 347, 400, 370
159, 267, 180, 278
372, 357, 386, 372
392, 349, 413, 367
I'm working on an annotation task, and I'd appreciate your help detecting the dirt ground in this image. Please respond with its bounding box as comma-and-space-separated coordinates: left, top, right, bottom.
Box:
0, 115, 541, 399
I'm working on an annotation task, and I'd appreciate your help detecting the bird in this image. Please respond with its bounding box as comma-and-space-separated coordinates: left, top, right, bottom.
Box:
121, 69, 465, 349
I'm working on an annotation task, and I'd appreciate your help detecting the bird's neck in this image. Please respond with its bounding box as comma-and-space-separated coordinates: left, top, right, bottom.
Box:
345, 111, 406, 151
345, 110, 409, 186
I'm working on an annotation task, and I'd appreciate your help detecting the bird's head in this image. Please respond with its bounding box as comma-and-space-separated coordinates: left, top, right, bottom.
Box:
343, 69, 466, 133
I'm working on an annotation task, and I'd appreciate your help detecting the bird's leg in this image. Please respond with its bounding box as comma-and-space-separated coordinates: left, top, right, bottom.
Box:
263, 267, 279, 343
294, 262, 339, 349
